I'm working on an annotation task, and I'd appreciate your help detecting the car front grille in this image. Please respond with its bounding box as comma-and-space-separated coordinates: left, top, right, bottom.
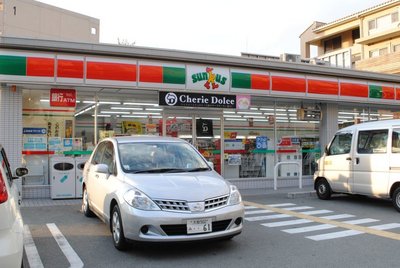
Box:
154, 194, 229, 213
205, 195, 229, 210
154, 200, 190, 212
160, 219, 232, 236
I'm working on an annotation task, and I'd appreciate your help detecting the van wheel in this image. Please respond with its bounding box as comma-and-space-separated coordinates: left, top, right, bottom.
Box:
392, 188, 400, 212
316, 179, 332, 200
111, 205, 128, 250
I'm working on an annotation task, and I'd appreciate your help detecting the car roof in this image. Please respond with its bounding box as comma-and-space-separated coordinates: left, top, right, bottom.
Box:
106, 135, 187, 144
339, 119, 400, 132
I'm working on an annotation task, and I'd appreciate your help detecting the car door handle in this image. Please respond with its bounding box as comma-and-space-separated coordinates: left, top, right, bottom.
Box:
95, 174, 99, 178
346, 157, 352, 161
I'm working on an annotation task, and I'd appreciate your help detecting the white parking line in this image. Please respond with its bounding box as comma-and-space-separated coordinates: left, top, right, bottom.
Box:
245, 209, 273, 215
23, 225, 44, 268
46, 223, 83, 268
244, 206, 258, 210
320, 214, 355, 220
306, 229, 364, 241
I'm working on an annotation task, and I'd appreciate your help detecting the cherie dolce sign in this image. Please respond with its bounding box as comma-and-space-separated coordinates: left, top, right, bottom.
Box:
159, 91, 236, 108
50, 88, 76, 107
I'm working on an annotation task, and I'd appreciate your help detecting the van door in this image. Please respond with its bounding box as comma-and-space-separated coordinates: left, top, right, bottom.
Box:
389, 128, 400, 198
321, 131, 353, 193
353, 129, 389, 196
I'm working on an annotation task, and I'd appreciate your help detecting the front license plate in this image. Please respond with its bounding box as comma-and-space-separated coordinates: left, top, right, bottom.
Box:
187, 218, 212, 234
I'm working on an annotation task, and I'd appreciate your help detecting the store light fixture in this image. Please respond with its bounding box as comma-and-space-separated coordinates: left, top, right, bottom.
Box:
40, 99, 49, 102
100, 111, 130, 114
259, 108, 274, 111
202, 117, 221, 120
223, 111, 236, 114
225, 118, 247, 121
131, 112, 161, 115
92, 114, 111, 117
110, 106, 143, 110
123, 102, 158, 106
175, 116, 192, 119
252, 119, 269, 122
243, 116, 265, 119
145, 108, 163, 111
250, 108, 258, 110
178, 135, 192, 138
223, 115, 242, 118
237, 111, 262, 115
121, 115, 148, 118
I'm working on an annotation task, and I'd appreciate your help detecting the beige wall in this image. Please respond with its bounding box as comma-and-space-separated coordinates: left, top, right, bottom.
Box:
0, 0, 99, 43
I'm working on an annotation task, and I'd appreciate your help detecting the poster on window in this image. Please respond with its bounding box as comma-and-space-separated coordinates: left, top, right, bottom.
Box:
121, 121, 143, 135
196, 119, 213, 137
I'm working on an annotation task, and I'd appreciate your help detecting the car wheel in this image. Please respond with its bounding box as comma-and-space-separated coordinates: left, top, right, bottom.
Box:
316, 179, 332, 200
111, 205, 128, 250
82, 186, 94, 217
392, 187, 400, 212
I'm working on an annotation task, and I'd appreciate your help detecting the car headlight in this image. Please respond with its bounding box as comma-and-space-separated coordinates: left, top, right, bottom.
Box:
227, 185, 242, 206
123, 189, 160, 211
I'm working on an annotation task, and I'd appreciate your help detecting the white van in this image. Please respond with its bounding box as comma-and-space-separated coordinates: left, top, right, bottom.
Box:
314, 119, 400, 212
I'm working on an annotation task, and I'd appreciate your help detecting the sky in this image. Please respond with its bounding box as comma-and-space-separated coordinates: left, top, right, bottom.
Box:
38, 0, 387, 57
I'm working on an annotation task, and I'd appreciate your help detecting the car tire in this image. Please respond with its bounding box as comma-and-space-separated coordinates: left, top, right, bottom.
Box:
392, 187, 400, 212
316, 179, 332, 200
82, 186, 94, 217
111, 205, 128, 250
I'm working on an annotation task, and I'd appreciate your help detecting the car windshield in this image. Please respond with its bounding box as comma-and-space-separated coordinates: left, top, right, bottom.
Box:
118, 141, 210, 173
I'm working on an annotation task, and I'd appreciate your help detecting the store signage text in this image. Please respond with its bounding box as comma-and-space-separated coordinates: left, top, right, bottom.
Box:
159, 91, 236, 108
23, 128, 47, 135
191, 67, 227, 90
50, 88, 76, 107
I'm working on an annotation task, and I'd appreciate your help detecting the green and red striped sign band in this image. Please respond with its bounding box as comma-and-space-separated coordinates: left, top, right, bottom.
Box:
0, 55, 54, 77
369, 85, 395, 99
140, 65, 185, 84
87, 61, 136, 81
231, 72, 269, 90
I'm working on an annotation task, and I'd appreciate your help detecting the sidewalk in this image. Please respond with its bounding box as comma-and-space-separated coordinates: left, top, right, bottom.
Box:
240, 185, 315, 198
20, 186, 316, 208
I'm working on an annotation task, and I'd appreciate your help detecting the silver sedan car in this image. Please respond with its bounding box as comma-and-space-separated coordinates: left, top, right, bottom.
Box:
82, 136, 244, 250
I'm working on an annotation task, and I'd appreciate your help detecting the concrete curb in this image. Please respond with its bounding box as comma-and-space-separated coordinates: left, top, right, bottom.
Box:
287, 191, 316, 199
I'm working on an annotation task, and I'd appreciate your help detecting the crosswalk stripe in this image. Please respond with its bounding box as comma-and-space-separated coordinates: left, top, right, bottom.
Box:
262, 219, 312, 227
306, 230, 363, 241
320, 214, 355, 220
244, 206, 258, 210
47, 223, 84, 268
369, 223, 400, 230
266, 203, 296, 207
301, 210, 332, 215
245, 209, 273, 215
245, 214, 292, 221
23, 225, 44, 268
283, 206, 314, 211
283, 218, 379, 234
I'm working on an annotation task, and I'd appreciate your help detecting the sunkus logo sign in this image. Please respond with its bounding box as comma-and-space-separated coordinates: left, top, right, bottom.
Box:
159, 91, 236, 108
187, 65, 230, 92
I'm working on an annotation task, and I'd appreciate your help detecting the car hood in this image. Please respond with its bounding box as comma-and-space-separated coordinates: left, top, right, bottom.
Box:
123, 171, 230, 201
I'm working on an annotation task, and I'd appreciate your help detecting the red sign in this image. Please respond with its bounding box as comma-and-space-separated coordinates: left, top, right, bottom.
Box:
50, 89, 76, 107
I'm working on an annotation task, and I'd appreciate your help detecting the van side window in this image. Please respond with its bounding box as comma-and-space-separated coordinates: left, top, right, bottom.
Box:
328, 133, 352, 155
392, 129, 400, 153
357, 129, 388, 154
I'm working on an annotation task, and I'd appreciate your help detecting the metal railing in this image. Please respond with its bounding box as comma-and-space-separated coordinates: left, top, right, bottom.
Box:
273, 162, 302, 190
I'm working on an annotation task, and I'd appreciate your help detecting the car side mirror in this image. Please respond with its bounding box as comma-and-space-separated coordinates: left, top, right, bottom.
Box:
94, 164, 109, 174
15, 167, 28, 178
324, 145, 329, 155
207, 161, 214, 170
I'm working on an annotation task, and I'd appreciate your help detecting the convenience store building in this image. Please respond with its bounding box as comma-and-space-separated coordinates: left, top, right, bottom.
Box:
1, 37, 400, 198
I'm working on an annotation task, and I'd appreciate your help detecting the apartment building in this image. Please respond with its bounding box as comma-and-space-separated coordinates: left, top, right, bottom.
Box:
0, 0, 99, 43
300, 0, 400, 74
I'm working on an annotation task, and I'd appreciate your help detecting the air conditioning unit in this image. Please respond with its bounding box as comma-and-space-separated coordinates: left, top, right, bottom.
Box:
310, 58, 330, 66
280, 53, 301, 63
